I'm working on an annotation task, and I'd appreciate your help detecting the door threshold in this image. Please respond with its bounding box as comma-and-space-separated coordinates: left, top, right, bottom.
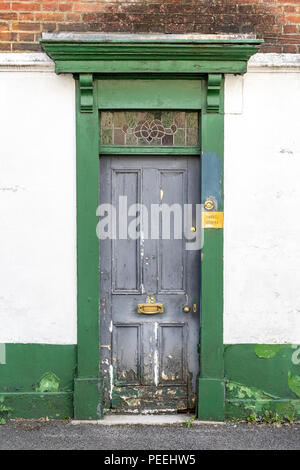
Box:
71, 415, 225, 426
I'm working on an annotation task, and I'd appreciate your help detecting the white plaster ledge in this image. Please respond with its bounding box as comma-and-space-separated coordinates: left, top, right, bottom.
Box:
0, 53, 54, 72
248, 53, 300, 73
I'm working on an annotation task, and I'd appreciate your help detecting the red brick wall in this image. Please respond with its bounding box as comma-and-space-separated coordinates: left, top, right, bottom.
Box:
0, 0, 299, 53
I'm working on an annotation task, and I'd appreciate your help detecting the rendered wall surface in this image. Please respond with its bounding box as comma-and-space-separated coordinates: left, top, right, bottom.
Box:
224, 62, 300, 344
1, 53, 300, 419
0, 69, 76, 345
2, 54, 299, 346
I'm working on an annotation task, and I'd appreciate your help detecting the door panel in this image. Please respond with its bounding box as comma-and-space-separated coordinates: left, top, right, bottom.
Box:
112, 170, 141, 293
159, 323, 186, 384
159, 170, 186, 293
113, 324, 141, 384
100, 156, 200, 413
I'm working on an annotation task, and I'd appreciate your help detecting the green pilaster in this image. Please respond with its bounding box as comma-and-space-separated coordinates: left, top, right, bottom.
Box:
75, 75, 101, 419
198, 78, 225, 421
198, 379, 225, 421
200, 230, 224, 378
74, 378, 101, 420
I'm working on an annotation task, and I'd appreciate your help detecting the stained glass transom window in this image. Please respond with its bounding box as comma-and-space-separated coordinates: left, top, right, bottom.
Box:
100, 111, 199, 146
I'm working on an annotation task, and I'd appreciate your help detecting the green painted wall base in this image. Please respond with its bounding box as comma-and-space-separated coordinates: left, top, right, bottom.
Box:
226, 399, 300, 420
2, 343, 300, 420
0, 392, 73, 419
224, 344, 300, 420
0, 343, 76, 419
0, 343, 76, 393
74, 378, 101, 420
197, 378, 225, 421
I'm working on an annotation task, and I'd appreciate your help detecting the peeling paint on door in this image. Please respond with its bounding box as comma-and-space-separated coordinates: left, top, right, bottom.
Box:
100, 156, 200, 412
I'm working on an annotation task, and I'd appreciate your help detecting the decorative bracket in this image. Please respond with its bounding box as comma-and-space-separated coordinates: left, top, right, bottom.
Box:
207, 74, 222, 113
79, 74, 94, 113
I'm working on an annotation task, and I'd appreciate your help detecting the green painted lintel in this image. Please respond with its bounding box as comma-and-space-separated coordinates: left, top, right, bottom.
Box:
98, 78, 203, 109
40, 34, 261, 76
55, 60, 248, 75
99, 145, 200, 156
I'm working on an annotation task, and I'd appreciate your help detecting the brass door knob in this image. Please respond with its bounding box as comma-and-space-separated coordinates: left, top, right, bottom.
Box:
183, 305, 191, 313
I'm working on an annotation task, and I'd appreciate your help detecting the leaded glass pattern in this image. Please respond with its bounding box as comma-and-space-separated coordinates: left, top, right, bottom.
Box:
100, 111, 199, 146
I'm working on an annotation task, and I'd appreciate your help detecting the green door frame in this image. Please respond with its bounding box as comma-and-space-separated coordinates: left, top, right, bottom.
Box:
41, 33, 261, 421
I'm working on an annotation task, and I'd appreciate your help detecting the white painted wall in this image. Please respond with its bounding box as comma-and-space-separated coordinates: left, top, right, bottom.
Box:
0, 69, 76, 344
1, 53, 300, 345
224, 63, 300, 343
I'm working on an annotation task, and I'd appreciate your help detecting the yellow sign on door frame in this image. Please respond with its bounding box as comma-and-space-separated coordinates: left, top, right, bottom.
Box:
202, 212, 224, 229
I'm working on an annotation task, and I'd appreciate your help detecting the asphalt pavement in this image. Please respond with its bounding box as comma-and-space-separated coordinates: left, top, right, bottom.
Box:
0, 420, 299, 450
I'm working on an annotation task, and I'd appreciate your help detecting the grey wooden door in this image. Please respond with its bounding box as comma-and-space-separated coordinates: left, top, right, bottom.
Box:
100, 156, 200, 413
